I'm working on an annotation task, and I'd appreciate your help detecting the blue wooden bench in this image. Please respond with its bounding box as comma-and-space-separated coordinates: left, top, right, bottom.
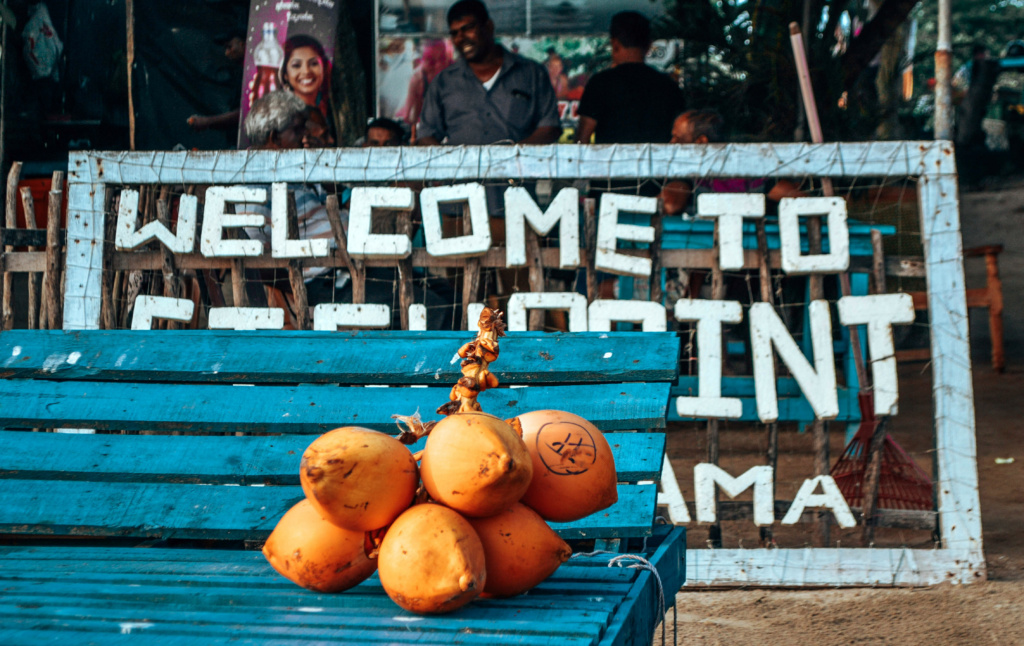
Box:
0, 330, 684, 645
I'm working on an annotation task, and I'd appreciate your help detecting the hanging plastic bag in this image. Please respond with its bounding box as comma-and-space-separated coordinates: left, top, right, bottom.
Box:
23, 3, 64, 81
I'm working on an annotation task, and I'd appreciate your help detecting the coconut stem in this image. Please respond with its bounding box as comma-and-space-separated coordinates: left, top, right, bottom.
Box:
393, 412, 436, 445
393, 309, 507, 445
438, 307, 506, 416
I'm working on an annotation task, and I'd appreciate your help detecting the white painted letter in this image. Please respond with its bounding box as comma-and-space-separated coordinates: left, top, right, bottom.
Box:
420, 183, 492, 257
781, 475, 856, 528
595, 194, 656, 277
696, 193, 765, 271
347, 186, 414, 259
130, 296, 195, 330
750, 300, 838, 422
270, 182, 331, 259
507, 292, 588, 331
588, 300, 666, 332
504, 186, 580, 269
658, 455, 691, 523
201, 187, 266, 257
467, 302, 485, 328
408, 304, 427, 331
116, 190, 198, 253
694, 463, 775, 526
673, 299, 743, 419
778, 197, 850, 274
208, 307, 284, 330
837, 293, 916, 415
313, 304, 391, 330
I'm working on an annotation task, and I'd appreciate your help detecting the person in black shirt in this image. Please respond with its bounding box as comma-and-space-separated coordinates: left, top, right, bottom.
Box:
575, 12, 685, 144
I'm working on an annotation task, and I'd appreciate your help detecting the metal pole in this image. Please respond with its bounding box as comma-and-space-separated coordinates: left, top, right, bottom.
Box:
934, 0, 953, 140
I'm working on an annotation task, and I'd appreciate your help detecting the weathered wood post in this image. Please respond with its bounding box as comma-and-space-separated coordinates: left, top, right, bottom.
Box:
42, 171, 65, 330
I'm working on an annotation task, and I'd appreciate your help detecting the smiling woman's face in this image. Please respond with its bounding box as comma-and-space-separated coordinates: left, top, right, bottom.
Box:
285, 46, 324, 104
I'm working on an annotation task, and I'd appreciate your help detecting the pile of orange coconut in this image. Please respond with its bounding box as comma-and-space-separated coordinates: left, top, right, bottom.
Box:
263, 308, 618, 614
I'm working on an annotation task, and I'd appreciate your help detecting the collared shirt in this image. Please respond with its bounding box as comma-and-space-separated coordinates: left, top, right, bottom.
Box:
418, 47, 559, 145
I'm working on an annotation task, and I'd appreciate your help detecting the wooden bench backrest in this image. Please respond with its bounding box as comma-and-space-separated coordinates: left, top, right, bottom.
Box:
0, 330, 679, 542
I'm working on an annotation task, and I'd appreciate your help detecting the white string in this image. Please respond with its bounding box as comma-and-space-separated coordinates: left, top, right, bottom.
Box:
571, 550, 673, 645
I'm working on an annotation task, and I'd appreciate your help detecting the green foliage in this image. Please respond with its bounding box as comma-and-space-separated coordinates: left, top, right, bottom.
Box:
905, 0, 1024, 139
657, 0, 913, 141
911, 0, 1024, 84
651, 0, 876, 141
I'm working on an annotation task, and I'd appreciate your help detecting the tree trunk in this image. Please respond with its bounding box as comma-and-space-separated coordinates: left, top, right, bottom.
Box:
841, 0, 920, 90
956, 59, 1001, 148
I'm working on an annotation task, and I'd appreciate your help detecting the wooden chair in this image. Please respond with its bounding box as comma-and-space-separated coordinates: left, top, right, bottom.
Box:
892, 245, 1004, 372
0, 329, 684, 645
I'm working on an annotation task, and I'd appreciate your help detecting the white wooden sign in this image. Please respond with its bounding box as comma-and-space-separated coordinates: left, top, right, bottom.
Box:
504, 186, 580, 269
130, 296, 195, 330
65, 142, 982, 587
695, 193, 765, 271
347, 186, 414, 259
420, 183, 492, 258
778, 197, 850, 274
506, 292, 588, 331
111, 182, 858, 278
312, 304, 391, 330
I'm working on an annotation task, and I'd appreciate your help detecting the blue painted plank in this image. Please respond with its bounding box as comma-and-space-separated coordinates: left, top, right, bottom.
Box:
0, 572, 631, 612
625, 215, 893, 256
667, 389, 860, 423
0, 595, 618, 627
0, 603, 610, 642
675, 375, 805, 397
0, 631, 535, 646
0, 480, 656, 540
0, 580, 628, 614
0, 539, 682, 646
0, 381, 670, 433
0, 331, 680, 385
0, 617, 600, 645
0, 562, 638, 587
549, 484, 656, 538
0, 543, 650, 566
672, 377, 857, 422
0, 431, 665, 484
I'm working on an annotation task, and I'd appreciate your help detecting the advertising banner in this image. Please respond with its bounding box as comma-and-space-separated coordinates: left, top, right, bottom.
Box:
238, 0, 340, 148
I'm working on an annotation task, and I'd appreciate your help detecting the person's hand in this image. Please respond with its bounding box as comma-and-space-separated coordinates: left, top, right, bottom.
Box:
187, 115, 211, 131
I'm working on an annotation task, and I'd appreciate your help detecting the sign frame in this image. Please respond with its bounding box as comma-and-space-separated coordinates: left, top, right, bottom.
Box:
65, 141, 983, 585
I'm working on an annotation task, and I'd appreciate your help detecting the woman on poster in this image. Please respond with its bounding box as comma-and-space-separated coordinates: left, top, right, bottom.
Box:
279, 34, 336, 143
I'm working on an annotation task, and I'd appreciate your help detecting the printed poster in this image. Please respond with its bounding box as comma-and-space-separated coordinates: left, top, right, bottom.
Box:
238, 0, 340, 148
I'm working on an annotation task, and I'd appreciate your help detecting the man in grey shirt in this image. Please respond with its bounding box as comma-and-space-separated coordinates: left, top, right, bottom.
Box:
416, 0, 561, 146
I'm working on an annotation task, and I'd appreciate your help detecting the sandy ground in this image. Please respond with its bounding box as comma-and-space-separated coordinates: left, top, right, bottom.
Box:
656, 180, 1024, 643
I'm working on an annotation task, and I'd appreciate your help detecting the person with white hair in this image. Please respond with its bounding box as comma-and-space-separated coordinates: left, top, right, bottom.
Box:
245, 90, 332, 149
241, 91, 337, 303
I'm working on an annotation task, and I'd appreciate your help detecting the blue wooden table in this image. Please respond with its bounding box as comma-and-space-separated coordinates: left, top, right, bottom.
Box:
0, 330, 684, 645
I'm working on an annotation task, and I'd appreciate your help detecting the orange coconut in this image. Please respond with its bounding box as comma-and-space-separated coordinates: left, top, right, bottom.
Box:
517, 410, 618, 522
468, 503, 572, 598
300, 426, 418, 531
419, 411, 533, 518
262, 498, 377, 593
378, 503, 486, 614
